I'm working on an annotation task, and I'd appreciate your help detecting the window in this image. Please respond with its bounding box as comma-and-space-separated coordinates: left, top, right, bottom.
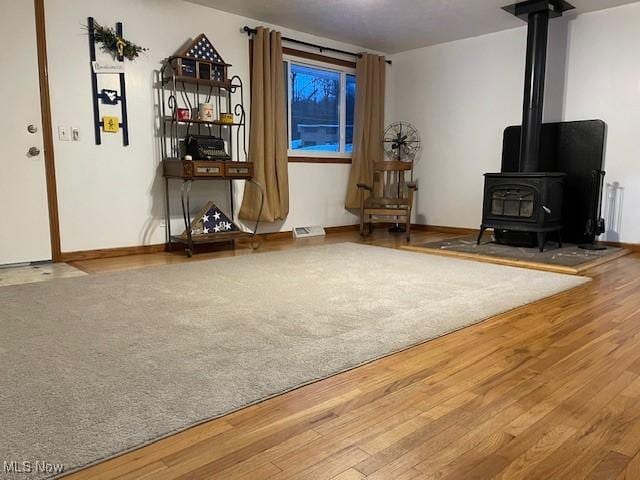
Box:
284, 55, 356, 158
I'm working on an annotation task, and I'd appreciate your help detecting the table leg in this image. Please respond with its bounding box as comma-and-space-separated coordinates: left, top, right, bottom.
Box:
247, 178, 265, 250
180, 180, 193, 257
165, 177, 172, 252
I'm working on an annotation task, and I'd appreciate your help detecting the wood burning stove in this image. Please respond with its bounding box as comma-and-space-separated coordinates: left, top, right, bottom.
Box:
479, 0, 574, 251
479, 172, 565, 251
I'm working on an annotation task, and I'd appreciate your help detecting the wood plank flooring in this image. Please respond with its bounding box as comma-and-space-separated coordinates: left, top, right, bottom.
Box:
64, 229, 640, 480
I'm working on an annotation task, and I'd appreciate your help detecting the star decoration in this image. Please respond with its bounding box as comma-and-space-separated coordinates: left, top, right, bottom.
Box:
184, 202, 238, 239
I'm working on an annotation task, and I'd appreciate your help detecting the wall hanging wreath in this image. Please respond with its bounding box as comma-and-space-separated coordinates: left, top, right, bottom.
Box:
92, 22, 147, 60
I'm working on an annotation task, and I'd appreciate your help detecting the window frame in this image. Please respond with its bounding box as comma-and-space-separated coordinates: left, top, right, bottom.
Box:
283, 52, 356, 161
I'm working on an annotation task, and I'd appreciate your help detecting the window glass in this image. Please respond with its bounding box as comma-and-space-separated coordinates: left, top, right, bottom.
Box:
290, 64, 341, 152
345, 74, 356, 153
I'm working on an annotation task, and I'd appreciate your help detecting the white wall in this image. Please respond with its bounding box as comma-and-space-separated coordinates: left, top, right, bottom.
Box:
390, 3, 640, 243
45, 0, 386, 252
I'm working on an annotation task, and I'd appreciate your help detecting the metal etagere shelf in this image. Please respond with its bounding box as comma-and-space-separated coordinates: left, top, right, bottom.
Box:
160, 56, 264, 257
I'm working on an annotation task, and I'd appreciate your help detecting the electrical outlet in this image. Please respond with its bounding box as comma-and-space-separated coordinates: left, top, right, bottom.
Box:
58, 126, 69, 141
71, 127, 80, 141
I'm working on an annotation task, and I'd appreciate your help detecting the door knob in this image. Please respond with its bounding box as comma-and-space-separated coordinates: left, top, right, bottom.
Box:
28, 147, 41, 156
27, 124, 38, 134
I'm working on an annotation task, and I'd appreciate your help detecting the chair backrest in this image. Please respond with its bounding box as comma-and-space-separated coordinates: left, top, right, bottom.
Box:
372, 161, 413, 200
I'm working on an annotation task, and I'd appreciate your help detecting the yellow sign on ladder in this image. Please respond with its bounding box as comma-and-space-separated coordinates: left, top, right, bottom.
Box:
102, 116, 120, 133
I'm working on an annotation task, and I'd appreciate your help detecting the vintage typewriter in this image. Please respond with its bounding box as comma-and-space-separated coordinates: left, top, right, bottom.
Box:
185, 135, 231, 161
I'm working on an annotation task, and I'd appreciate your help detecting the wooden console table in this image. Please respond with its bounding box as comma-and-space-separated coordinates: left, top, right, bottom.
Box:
163, 159, 264, 257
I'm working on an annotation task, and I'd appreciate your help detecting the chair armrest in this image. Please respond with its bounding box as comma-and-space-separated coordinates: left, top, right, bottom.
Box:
407, 181, 418, 190
357, 183, 372, 191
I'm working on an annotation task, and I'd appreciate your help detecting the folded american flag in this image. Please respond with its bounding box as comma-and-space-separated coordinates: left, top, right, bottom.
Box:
186, 202, 239, 236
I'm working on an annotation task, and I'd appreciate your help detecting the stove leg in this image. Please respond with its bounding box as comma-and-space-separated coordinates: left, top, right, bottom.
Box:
477, 227, 486, 246
558, 231, 563, 248
537, 232, 546, 252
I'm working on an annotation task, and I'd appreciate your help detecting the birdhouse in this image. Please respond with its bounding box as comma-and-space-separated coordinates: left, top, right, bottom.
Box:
173, 34, 231, 84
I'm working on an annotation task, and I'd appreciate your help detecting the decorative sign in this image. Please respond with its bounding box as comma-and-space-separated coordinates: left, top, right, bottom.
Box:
102, 116, 120, 133
92, 61, 125, 74
88, 17, 130, 146
100, 89, 119, 105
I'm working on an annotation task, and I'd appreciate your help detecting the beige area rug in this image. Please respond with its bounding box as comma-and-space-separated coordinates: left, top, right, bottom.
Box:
0, 243, 589, 479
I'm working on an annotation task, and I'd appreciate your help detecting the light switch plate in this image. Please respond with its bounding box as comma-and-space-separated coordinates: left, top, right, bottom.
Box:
58, 126, 69, 141
71, 127, 80, 141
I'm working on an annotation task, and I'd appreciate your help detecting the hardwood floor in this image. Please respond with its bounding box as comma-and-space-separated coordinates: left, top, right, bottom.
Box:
64, 229, 640, 480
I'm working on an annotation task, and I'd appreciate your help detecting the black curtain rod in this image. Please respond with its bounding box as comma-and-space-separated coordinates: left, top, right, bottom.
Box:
242, 26, 392, 65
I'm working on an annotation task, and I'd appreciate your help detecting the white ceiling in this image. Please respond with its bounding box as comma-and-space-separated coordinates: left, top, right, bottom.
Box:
187, 0, 639, 53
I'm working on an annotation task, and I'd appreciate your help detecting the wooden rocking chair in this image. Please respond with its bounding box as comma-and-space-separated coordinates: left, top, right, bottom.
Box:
357, 161, 417, 242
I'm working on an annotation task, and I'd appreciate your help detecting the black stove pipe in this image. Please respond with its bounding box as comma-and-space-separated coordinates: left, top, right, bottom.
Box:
519, 9, 549, 172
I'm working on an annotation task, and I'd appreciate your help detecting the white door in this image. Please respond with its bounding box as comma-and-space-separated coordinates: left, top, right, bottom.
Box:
0, 0, 52, 265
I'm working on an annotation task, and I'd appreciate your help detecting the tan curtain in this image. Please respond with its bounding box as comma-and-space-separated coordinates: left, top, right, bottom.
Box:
239, 27, 289, 222
345, 53, 386, 209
